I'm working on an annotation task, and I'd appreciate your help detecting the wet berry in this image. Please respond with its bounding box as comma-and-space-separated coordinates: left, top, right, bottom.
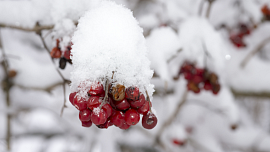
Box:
79, 109, 92, 121
142, 113, 157, 129
114, 99, 130, 111
82, 120, 92, 127
102, 103, 113, 118
125, 109, 140, 125
69, 92, 76, 105
91, 108, 107, 125
137, 101, 150, 115
73, 96, 87, 110
111, 111, 125, 127
87, 96, 101, 110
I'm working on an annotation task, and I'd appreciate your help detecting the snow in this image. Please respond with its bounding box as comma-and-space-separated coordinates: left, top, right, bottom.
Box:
70, 1, 154, 99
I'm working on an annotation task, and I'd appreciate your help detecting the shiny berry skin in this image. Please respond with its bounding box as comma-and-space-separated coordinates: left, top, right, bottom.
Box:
50, 47, 62, 58
102, 103, 113, 118
137, 101, 150, 115
82, 120, 92, 127
69, 92, 76, 105
97, 119, 112, 129
125, 87, 140, 101
204, 81, 212, 90
79, 109, 92, 121
109, 84, 125, 101
87, 96, 101, 110
109, 97, 116, 109
125, 109, 140, 125
129, 94, 146, 109
73, 96, 88, 110
111, 111, 125, 127
142, 113, 157, 129
88, 82, 104, 96
114, 99, 130, 111
119, 122, 130, 130
91, 108, 107, 125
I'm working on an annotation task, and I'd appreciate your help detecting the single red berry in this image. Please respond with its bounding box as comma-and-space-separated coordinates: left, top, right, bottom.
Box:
87, 96, 101, 110
184, 72, 193, 80
114, 99, 130, 111
129, 94, 146, 109
172, 139, 186, 146
125, 109, 140, 126
102, 103, 113, 118
79, 109, 92, 121
204, 81, 212, 90
50, 47, 62, 58
91, 108, 107, 125
195, 68, 204, 76
88, 82, 104, 96
192, 75, 203, 84
64, 50, 71, 60
97, 119, 111, 129
230, 34, 246, 48
181, 62, 194, 73
125, 87, 140, 101
119, 122, 130, 130
142, 113, 157, 129
82, 120, 92, 127
69, 92, 76, 105
73, 96, 87, 110
111, 111, 125, 127
137, 101, 150, 115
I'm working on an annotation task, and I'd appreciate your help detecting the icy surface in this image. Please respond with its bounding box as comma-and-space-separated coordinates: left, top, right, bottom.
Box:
70, 1, 154, 99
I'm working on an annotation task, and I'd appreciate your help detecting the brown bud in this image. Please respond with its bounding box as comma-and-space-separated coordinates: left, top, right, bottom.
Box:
109, 84, 125, 101
8, 70, 17, 78
209, 73, 218, 84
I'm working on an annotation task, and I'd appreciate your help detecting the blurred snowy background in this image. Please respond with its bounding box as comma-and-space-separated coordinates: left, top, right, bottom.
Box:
1, 0, 270, 152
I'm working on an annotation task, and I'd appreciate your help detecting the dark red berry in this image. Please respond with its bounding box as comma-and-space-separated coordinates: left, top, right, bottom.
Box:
82, 120, 92, 127
192, 75, 203, 84
102, 103, 113, 118
97, 119, 111, 129
64, 50, 71, 60
69, 92, 76, 105
212, 84, 221, 95
125, 109, 140, 126
129, 94, 146, 109
87, 96, 101, 110
109, 97, 117, 109
142, 113, 157, 129
91, 108, 107, 125
195, 68, 204, 76
125, 87, 140, 101
73, 96, 88, 110
119, 122, 130, 130
137, 101, 150, 115
184, 72, 193, 80
111, 111, 125, 127
114, 99, 130, 111
204, 81, 212, 90
79, 109, 92, 121
88, 82, 104, 96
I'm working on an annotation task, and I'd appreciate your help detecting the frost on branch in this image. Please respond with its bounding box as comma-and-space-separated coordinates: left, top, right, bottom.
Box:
70, 1, 154, 100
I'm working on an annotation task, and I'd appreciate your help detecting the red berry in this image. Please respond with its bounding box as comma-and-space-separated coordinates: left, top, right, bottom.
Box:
125, 87, 140, 101
195, 68, 204, 76
50, 47, 62, 58
97, 119, 112, 129
142, 113, 157, 129
212, 84, 221, 95
81, 120, 92, 127
64, 50, 71, 60
181, 62, 194, 73
184, 72, 193, 80
129, 94, 146, 109
111, 111, 125, 127
114, 99, 130, 111
87, 96, 101, 110
69, 92, 76, 105
137, 101, 150, 115
91, 108, 107, 125
119, 122, 130, 130
230, 34, 246, 48
109, 97, 117, 109
79, 109, 92, 121
88, 82, 104, 96
102, 103, 113, 118
192, 75, 203, 84
172, 139, 186, 146
125, 109, 140, 126
204, 81, 212, 90
73, 96, 88, 110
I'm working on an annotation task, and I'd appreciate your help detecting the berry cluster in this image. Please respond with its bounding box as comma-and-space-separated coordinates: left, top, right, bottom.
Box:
261, 4, 270, 21
50, 39, 72, 69
176, 61, 221, 94
229, 23, 251, 48
69, 82, 157, 130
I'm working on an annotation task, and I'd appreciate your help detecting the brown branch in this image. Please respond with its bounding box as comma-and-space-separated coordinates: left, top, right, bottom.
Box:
154, 89, 188, 149
0, 23, 54, 32
240, 37, 270, 68
167, 48, 183, 63
231, 88, 270, 99
206, 0, 215, 18
14, 82, 63, 93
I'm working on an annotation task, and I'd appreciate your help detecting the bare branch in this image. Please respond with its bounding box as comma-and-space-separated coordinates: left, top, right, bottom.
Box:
206, 0, 215, 18
14, 82, 64, 93
231, 88, 270, 99
167, 48, 183, 63
0, 23, 54, 32
240, 37, 270, 68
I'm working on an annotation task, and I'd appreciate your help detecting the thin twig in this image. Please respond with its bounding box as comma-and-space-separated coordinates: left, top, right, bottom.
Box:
206, 0, 215, 18
145, 89, 152, 113
167, 48, 183, 63
0, 23, 54, 32
154, 89, 188, 148
240, 37, 270, 68
100, 78, 109, 108
14, 82, 63, 93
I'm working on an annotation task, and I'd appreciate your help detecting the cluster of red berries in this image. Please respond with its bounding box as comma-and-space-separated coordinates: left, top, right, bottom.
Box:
69, 82, 157, 130
176, 61, 221, 94
229, 23, 251, 48
50, 39, 72, 69
261, 4, 270, 21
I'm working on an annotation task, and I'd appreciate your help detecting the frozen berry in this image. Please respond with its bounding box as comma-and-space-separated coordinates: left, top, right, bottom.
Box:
97, 119, 112, 129
87, 96, 101, 110
88, 82, 104, 96
109, 84, 125, 101
91, 108, 107, 125
102, 103, 113, 118
50, 47, 62, 58
82, 120, 92, 127
79, 109, 92, 121
119, 122, 130, 130
125, 87, 140, 101
137, 101, 150, 115
142, 113, 157, 129
129, 94, 146, 109
114, 99, 130, 111
111, 111, 125, 127
125, 109, 140, 125
69, 92, 76, 105
73, 96, 87, 110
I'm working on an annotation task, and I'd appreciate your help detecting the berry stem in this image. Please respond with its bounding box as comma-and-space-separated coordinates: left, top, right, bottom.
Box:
99, 78, 109, 108
145, 89, 152, 113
